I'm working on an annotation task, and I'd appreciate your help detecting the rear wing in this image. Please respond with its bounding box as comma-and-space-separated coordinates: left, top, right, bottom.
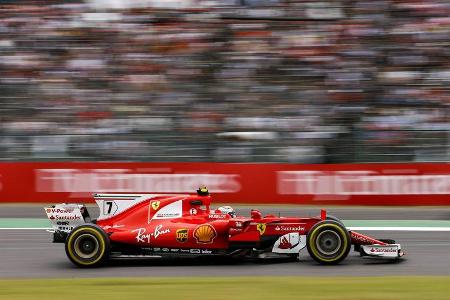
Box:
44, 204, 91, 233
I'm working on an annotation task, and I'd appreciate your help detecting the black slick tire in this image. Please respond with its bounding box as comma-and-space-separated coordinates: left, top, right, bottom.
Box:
306, 220, 351, 265
65, 224, 110, 267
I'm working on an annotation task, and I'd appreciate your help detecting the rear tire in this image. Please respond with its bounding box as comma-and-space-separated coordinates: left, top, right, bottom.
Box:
65, 224, 110, 267
307, 220, 351, 265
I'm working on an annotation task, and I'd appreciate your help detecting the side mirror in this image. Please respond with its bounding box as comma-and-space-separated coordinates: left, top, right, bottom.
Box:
190, 200, 203, 206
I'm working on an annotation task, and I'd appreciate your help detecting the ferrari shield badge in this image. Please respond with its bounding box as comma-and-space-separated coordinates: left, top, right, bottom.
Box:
151, 201, 160, 211
256, 223, 266, 235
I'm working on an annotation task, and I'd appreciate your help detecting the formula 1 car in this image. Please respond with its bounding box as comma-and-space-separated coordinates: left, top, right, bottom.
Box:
44, 187, 404, 267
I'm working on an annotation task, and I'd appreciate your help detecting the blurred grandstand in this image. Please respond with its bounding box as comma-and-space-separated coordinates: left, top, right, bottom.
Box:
0, 0, 448, 163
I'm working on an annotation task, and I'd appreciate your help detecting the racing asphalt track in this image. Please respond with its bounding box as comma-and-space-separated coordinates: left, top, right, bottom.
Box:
0, 206, 449, 278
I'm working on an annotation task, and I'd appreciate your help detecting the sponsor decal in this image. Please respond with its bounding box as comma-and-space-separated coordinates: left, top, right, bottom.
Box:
46, 207, 83, 222
278, 236, 292, 249
189, 208, 197, 215
274, 225, 305, 232
272, 233, 304, 254
155, 213, 179, 218
46, 208, 75, 214
151, 248, 212, 254
151, 200, 160, 211
57, 226, 74, 231
176, 229, 189, 243
132, 228, 152, 244
153, 224, 170, 239
256, 223, 266, 235
235, 222, 243, 228
277, 234, 299, 250
132, 225, 170, 244
208, 214, 226, 219
370, 247, 397, 253
193, 224, 217, 244
152, 200, 183, 220
49, 214, 81, 221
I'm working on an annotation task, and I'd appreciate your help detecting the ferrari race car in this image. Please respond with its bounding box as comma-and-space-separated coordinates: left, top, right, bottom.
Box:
44, 187, 404, 267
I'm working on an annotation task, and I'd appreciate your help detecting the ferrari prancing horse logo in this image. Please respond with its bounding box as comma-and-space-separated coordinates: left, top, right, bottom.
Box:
151, 201, 160, 211
256, 223, 266, 235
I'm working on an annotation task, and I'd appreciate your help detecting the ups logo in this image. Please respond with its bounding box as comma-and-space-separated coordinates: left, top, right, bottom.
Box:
176, 229, 189, 243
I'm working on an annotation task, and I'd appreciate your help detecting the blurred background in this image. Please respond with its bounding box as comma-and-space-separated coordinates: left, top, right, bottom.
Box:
0, 0, 448, 163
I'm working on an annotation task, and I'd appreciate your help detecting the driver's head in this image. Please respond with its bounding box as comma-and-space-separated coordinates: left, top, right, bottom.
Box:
217, 206, 236, 218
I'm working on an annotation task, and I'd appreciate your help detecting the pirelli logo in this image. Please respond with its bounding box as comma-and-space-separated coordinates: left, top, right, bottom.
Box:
176, 229, 189, 243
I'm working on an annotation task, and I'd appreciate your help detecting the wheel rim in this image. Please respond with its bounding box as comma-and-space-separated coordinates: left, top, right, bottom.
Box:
74, 233, 100, 259
315, 230, 342, 256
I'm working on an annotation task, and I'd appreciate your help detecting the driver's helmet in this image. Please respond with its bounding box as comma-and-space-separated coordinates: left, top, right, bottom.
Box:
217, 206, 236, 218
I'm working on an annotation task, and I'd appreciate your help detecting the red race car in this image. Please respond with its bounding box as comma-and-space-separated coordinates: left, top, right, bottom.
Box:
44, 187, 404, 267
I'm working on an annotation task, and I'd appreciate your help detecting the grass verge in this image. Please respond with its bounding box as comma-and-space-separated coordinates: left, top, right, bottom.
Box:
0, 276, 449, 300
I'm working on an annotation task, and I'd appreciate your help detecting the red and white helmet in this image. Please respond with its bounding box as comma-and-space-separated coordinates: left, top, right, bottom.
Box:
217, 206, 236, 218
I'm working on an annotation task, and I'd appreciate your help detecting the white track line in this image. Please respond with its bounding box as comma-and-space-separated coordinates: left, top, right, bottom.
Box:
0, 228, 52, 230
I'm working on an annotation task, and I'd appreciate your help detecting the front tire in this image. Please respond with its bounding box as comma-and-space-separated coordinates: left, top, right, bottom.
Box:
65, 224, 110, 267
326, 214, 345, 226
307, 220, 351, 265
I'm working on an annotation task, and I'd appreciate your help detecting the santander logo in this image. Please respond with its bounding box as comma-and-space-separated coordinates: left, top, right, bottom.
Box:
370, 247, 397, 253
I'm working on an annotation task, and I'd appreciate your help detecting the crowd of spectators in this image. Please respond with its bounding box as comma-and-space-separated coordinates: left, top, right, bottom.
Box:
0, 0, 448, 162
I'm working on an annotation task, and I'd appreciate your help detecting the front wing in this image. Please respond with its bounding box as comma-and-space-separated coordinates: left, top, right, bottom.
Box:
350, 231, 404, 259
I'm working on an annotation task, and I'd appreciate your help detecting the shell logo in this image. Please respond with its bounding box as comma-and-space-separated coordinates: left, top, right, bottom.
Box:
193, 224, 217, 244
